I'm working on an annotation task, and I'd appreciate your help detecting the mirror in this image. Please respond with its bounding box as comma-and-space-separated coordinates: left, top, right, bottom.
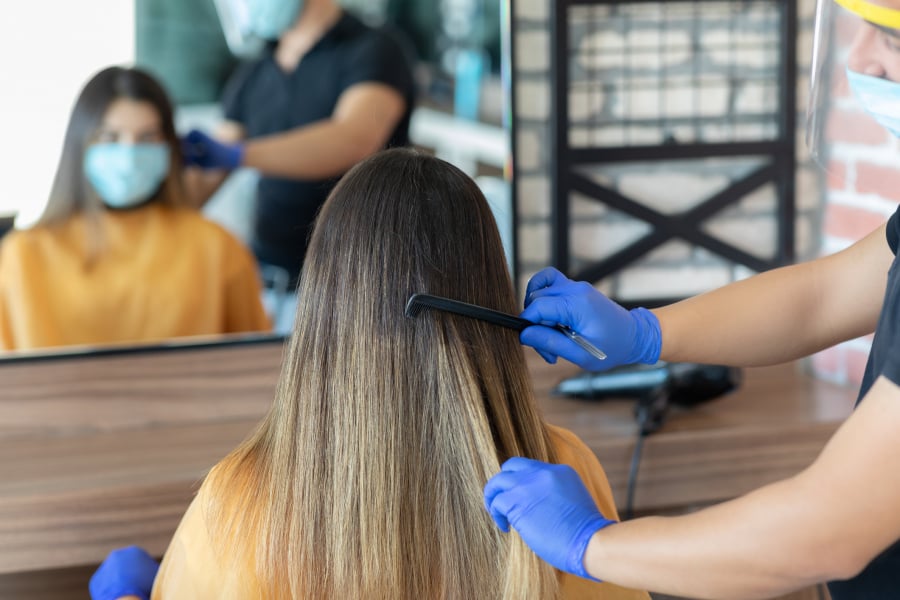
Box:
0, 0, 511, 357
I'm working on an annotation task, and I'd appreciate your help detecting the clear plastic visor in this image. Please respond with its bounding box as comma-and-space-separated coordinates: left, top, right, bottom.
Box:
807, 0, 900, 170
213, 0, 266, 58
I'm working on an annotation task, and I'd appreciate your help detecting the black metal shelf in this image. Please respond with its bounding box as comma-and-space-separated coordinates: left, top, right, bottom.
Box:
550, 0, 797, 283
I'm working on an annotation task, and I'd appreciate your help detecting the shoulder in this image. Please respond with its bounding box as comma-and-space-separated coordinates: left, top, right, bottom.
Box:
221, 56, 271, 117
154, 462, 261, 598
160, 207, 255, 262
546, 423, 594, 462
546, 424, 602, 479
224, 56, 269, 93
0, 230, 28, 277
546, 424, 620, 520
335, 15, 415, 86
153, 458, 267, 599
888, 205, 900, 255
153, 483, 223, 599
0, 222, 72, 262
0, 228, 29, 255
167, 207, 246, 247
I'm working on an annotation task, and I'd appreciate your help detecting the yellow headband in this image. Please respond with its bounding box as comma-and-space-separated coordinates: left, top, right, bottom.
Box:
834, 0, 900, 29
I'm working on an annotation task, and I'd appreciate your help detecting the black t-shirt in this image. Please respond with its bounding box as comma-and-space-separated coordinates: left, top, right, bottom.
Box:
827, 205, 900, 599
223, 12, 416, 284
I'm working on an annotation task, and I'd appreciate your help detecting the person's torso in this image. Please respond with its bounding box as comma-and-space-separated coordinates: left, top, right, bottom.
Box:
828, 206, 900, 598
228, 13, 415, 281
0, 205, 245, 350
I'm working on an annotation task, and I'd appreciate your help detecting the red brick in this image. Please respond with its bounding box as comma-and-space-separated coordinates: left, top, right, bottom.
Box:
856, 162, 900, 203
827, 160, 848, 191
826, 109, 890, 146
846, 346, 871, 387
824, 204, 890, 240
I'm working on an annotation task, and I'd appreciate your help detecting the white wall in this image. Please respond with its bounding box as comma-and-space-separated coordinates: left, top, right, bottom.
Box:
0, 1, 135, 225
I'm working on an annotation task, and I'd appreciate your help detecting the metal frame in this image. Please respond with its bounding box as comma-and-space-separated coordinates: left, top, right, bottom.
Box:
503, 0, 520, 288
550, 0, 797, 283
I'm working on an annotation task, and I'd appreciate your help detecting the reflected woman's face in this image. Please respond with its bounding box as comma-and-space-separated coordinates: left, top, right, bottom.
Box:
92, 99, 165, 145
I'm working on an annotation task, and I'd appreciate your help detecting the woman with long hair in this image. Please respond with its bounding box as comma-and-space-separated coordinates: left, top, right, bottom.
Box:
93, 149, 647, 599
0, 66, 269, 350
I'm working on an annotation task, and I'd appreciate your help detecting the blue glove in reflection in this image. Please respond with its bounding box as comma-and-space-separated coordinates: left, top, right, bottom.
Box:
520, 267, 661, 371
484, 457, 615, 580
89, 545, 160, 600
181, 129, 244, 170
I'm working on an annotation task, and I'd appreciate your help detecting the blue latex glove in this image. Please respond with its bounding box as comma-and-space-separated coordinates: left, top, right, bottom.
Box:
181, 129, 244, 170
520, 267, 661, 371
484, 457, 615, 580
89, 545, 160, 600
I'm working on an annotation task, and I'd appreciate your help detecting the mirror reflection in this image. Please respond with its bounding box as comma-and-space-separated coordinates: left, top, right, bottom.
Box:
0, 0, 508, 356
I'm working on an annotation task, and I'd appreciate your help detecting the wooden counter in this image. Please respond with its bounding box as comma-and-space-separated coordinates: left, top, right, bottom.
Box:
0, 336, 855, 598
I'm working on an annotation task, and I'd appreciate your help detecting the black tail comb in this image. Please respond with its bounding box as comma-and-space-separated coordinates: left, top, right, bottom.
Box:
404, 293, 607, 360
404, 293, 531, 331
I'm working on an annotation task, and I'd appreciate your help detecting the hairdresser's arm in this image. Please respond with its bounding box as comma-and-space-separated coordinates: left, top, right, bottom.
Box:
521, 225, 890, 370
486, 375, 900, 599
242, 83, 405, 180
655, 223, 891, 366
182, 121, 246, 208
583, 375, 900, 598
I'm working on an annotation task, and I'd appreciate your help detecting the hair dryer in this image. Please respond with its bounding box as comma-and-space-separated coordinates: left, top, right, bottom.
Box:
554, 362, 742, 434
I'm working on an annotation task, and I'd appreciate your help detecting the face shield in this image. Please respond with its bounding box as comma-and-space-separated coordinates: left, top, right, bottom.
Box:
807, 0, 900, 167
213, 0, 303, 57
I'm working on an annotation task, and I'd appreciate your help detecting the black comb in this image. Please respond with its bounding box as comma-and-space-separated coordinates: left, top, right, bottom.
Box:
404, 293, 607, 360
405, 293, 531, 331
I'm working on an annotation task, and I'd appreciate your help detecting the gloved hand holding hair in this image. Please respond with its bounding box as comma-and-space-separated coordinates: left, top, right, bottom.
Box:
484, 457, 616, 581
520, 267, 662, 371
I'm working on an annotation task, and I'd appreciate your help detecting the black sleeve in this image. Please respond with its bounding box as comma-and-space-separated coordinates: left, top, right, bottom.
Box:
339, 28, 416, 102
877, 286, 900, 389
887, 205, 900, 256
220, 60, 259, 124
873, 208, 900, 388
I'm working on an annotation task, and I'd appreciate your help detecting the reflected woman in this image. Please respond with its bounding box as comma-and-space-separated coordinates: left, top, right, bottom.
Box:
0, 67, 269, 351
93, 149, 648, 599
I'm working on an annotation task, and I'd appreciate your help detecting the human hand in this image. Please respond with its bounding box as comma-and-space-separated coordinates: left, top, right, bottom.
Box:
89, 546, 159, 600
484, 457, 615, 580
181, 129, 244, 170
520, 267, 661, 370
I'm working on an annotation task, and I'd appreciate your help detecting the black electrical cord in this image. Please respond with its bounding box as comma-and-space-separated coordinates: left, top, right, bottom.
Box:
623, 425, 648, 521
624, 388, 669, 520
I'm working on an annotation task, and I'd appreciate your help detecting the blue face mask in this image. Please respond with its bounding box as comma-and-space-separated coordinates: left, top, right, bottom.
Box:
84, 143, 171, 209
246, 0, 304, 39
846, 67, 900, 138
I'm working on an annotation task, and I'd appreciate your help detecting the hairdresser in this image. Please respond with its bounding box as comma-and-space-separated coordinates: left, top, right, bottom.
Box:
182, 0, 415, 332
485, 0, 900, 597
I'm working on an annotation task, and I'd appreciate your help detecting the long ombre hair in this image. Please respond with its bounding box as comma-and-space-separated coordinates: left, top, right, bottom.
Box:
207, 148, 560, 598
